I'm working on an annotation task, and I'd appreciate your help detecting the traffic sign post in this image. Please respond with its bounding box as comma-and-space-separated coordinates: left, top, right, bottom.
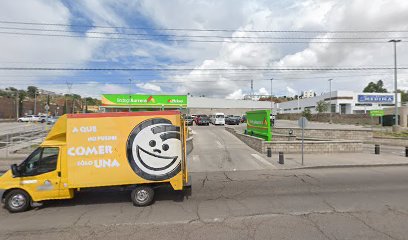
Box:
298, 117, 308, 166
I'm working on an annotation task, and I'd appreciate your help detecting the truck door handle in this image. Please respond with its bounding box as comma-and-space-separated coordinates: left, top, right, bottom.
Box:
57, 171, 61, 177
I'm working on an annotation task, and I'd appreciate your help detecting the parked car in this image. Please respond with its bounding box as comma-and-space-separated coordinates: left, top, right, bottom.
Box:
47, 116, 59, 125
225, 116, 240, 125
17, 115, 40, 122
195, 114, 210, 126
38, 115, 47, 123
185, 116, 194, 126
210, 113, 225, 125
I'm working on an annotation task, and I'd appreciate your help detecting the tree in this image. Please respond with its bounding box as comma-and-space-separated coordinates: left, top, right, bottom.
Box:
363, 80, 388, 93
302, 108, 312, 120
27, 86, 38, 98
316, 100, 329, 113
17, 90, 27, 117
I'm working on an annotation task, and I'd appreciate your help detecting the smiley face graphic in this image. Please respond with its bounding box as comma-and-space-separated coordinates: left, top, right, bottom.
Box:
126, 118, 181, 181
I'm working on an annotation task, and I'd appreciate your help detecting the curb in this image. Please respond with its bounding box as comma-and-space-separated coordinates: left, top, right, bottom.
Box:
283, 163, 408, 170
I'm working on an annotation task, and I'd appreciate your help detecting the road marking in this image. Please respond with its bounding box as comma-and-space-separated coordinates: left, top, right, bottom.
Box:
251, 154, 276, 168
216, 141, 224, 149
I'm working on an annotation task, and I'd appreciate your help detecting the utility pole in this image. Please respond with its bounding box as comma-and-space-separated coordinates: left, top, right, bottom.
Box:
250, 80, 254, 99
34, 91, 36, 115
15, 92, 19, 120
129, 78, 132, 112
389, 39, 401, 128
328, 79, 333, 124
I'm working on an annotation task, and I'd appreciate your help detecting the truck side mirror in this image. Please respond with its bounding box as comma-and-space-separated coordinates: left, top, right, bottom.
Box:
11, 164, 20, 178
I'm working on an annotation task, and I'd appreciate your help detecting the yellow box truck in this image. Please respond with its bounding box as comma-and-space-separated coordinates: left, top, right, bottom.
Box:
0, 111, 190, 213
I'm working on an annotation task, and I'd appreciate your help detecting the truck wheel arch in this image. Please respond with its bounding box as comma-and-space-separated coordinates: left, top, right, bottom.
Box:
3, 188, 33, 213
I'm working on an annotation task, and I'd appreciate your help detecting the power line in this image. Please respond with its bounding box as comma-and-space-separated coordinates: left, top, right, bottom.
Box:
0, 31, 395, 44
0, 26, 407, 40
1, 20, 408, 33
1, 67, 408, 71
3, 72, 408, 86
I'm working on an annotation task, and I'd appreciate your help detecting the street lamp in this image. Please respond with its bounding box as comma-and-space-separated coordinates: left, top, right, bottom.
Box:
389, 39, 401, 128
328, 79, 333, 124
270, 78, 273, 114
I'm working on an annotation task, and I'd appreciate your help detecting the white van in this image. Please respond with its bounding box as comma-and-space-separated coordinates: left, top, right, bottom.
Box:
211, 113, 225, 125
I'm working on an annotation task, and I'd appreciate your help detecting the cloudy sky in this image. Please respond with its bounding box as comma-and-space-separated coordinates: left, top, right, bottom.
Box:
0, 0, 408, 99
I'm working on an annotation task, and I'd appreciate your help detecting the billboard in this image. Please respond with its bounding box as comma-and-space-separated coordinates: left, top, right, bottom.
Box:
357, 95, 394, 103
246, 110, 272, 141
101, 94, 187, 108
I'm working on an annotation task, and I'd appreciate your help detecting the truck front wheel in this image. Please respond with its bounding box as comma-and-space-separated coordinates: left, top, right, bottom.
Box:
131, 186, 154, 207
4, 189, 31, 213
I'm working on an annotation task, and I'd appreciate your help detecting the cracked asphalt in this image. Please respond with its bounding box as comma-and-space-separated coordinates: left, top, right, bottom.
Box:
1, 167, 408, 239
1, 126, 408, 239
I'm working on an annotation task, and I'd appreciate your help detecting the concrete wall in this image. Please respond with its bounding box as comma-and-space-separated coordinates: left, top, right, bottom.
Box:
225, 127, 263, 152
186, 137, 194, 155
226, 127, 363, 154
273, 127, 373, 141
369, 137, 408, 147
263, 141, 363, 153
277, 113, 380, 126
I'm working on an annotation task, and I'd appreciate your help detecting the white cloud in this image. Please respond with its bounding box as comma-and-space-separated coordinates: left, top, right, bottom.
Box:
137, 0, 408, 97
4, 0, 408, 99
101, 83, 127, 94
286, 86, 298, 96
226, 89, 244, 99
136, 83, 161, 92
257, 87, 268, 96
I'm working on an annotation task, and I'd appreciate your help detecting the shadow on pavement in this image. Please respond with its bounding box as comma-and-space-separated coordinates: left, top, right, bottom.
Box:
39, 185, 186, 209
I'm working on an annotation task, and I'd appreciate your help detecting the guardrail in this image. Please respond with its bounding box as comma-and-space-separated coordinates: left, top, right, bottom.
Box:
0, 126, 50, 158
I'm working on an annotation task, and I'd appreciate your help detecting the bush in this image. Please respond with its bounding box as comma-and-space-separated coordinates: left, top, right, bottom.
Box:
302, 108, 312, 120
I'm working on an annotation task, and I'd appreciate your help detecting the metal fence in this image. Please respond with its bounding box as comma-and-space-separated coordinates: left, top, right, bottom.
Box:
0, 123, 50, 158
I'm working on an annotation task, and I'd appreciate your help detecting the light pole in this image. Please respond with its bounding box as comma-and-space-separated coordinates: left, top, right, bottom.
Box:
270, 78, 273, 113
328, 79, 333, 124
389, 39, 401, 127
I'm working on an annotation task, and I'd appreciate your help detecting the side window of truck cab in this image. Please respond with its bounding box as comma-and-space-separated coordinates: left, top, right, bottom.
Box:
21, 147, 59, 176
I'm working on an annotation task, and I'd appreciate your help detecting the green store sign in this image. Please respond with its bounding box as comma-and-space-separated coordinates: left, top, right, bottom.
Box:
370, 109, 384, 117
101, 94, 187, 107
246, 110, 272, 141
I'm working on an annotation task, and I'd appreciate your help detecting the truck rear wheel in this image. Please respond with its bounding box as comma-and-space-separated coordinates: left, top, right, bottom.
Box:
4, 189, 31, 213
131, 186, 154, 207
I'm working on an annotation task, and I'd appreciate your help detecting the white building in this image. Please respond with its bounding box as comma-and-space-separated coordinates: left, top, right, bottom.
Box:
277, 91, 401, 114
188, 96, 272, 115
301, 90, 315, 98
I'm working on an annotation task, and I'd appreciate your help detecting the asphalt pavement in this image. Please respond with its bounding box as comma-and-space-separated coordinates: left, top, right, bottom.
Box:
0, 167, 408, 239
189, 126, 276, 172
1, 124, 408, 239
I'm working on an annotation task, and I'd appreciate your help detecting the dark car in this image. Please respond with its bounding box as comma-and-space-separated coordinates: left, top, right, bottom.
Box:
225, 116, 240, 125
185, 116, 194, 126
195, 114, 210, 126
